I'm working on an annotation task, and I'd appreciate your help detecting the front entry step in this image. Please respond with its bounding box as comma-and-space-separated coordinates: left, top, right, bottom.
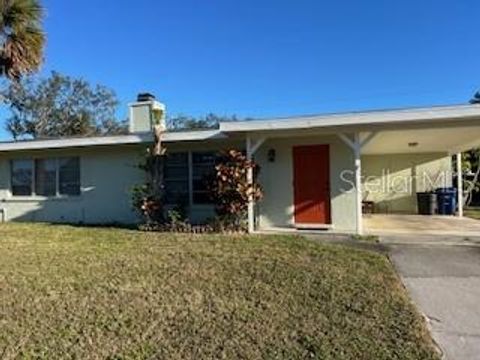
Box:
295, 223, 333, 230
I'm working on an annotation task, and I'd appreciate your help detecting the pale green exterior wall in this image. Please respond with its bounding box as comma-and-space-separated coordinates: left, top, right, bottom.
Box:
255, 135, 357, 233
362, 153, 452, 213
0, 138, 454, 230
0, 145, 145, 224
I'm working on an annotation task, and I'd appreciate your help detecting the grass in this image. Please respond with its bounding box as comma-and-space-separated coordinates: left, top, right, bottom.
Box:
350, 234, 380, 243
465, 207, 480, 220
0, 223, 439, 359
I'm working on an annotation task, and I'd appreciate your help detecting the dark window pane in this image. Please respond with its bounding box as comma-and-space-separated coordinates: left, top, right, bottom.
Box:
193, 191, 212, 204
164, 180, 189, 205
164, 152, 188, 205
192, 152, 216, 165
59, 157, 80, 196
11, 160, 33, 196
192, 152, 215, 204
165, 152, 188, 166
164, 157, 189, 178
35, 159, 57, 196
193, 179, 209, 192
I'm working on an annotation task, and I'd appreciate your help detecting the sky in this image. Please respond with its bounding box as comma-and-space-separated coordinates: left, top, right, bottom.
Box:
1, 0, 479, 139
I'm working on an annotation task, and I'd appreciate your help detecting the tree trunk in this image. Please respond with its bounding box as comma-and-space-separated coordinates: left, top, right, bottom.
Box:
465, 166, 480, 206
151, 124, 166, 222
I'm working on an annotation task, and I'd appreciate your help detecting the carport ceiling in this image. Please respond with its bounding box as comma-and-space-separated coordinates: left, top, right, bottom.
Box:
361, 125, 480, 154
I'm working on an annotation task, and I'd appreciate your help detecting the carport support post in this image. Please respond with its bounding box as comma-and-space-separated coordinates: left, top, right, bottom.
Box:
246, 135, 266, 233
353, 134, 363, 235
456, 152, 463, 218
338, 132, 372, 235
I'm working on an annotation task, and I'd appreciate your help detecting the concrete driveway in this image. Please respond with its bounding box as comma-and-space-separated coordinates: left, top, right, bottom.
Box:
389, 245, 480, 360
365, 214, 480, 237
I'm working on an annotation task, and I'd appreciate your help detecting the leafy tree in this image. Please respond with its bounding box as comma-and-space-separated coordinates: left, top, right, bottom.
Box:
459, 150, 480, 206
132, 108, 167, 225
208, 150, 263, 229
470, 91, 480, 104
167, 113, 244, 130
0, 0, 45, 80
459, 91, 480, 206
2, 71, 128, 139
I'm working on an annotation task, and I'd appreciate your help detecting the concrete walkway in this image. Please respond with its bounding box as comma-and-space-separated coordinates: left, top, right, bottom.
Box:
389, 245, 480, 360
365, 214, 480, 237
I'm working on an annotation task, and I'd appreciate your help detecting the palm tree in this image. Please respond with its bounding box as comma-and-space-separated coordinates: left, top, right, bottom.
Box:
0, 0, 45, 80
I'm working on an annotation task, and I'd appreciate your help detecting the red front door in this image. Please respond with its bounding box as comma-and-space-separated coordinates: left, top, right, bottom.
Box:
293, 145, 331, 225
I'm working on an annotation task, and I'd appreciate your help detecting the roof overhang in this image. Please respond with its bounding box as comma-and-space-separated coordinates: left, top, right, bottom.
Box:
219, 104, 480, 154
0, 133, 152, 153
0, 130, 226, 153
219, 104, 480, 134
1, 104, 480, 154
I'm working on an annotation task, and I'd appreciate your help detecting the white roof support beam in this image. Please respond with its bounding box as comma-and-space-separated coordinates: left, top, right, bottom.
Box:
246, 135, 266, 234
456, 153, 464, 218
353, 133, 363, 235
246, 136, 266, 157
360, 131, 378, 148
338, 132, 376, 235
339, 132, 378, 151
338, 133, 355, 150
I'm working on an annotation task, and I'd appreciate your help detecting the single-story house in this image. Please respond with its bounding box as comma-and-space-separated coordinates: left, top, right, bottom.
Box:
1, 94, 480, 234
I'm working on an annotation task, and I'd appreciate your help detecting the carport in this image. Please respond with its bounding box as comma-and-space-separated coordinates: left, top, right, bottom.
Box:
221, 104, 480, 234
357, 112, 480, 236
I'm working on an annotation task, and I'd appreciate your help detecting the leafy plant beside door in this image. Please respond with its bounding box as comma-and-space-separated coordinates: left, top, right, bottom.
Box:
208, 149, 263, 231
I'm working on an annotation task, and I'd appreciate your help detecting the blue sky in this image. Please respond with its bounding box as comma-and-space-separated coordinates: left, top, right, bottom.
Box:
1, 0, 479, 139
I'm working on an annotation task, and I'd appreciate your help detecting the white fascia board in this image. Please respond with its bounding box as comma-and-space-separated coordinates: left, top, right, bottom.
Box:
0, 130, 227, 153
219, 104, 480, 132
162, 130, 227, 142
0, 133, 154, 152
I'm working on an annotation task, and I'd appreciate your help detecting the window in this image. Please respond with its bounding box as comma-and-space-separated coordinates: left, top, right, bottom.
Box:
11, 160, 33, 196
164, 152, 189, 205
35, 159, 57, 196
59, 157, 81, 195
10, 157, 80, 197
163, 151, 217, 206
192, 152, 215, 204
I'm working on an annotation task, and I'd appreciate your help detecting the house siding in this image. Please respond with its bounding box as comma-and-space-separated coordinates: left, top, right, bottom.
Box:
0, 145, 145, 224
362, 153, 452, 214
0, 137, 454, 230
255, 135, 357, 233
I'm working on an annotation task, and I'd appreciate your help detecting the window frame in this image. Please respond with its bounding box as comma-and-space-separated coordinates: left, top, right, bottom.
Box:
9, 157, 81, 199
10, 159, 34, 197
34, 158, 58, 197
164, 150, 217, 207
191, 151, 216, 205
58, 157, 81, 196
163, 152, 190, 206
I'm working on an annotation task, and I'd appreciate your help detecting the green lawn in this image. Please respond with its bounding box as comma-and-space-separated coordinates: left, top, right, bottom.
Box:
0, 223, 438, 359
465, 207, 480, 220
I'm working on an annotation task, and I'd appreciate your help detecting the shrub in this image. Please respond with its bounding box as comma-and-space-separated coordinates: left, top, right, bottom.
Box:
208, 150, 263, 229
132, 147, 166, 224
